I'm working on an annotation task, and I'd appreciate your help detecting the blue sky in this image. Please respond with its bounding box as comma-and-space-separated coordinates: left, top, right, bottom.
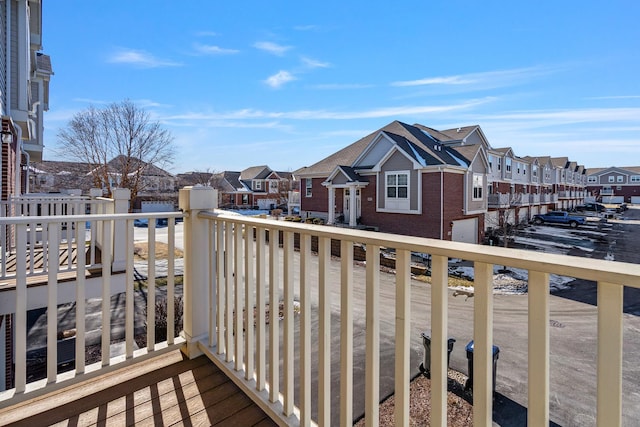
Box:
43, 1, 639, 174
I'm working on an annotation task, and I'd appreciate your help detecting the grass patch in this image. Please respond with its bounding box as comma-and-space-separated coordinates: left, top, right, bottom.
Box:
414, 274, 474, 289
134, 241, 183, 261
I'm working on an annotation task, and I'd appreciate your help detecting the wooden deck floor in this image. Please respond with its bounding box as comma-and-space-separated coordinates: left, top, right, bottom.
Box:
0, 350, 278, 427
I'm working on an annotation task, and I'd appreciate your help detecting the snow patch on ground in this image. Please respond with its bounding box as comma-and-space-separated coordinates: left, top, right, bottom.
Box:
449, 263, 576, 295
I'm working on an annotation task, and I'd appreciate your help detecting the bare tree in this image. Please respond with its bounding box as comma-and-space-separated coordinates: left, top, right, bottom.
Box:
57, 100, 175, 207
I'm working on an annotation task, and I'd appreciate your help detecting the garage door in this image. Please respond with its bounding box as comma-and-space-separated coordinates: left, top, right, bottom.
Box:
452, 218, 478, 244
631, 196, 640, 204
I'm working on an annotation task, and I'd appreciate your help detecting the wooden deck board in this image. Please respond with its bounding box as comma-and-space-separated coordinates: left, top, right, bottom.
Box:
0, 350, 277, 427
0, 244, 101, 291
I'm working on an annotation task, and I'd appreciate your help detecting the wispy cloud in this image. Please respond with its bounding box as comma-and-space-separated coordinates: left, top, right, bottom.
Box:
301, 56, 330, 69
107, 48, 181, 68
253, 41, 292, 56
264, 71, 296, 89
164, 98, 493, 121
392, 66, 560, 90
193, 43, 240, 55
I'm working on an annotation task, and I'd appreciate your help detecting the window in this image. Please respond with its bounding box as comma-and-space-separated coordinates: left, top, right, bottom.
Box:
505, 158, 512, 172
254, 180, 262, 190
472, 174, 483, 200
242, 194, 249, 204
497, 158, 501, 171
523, 164, 527, 175
488, 155, 493, 170
608, 176, 615, 183
617, 175, 624, 183
587, 176, 597, 183
385, 171, 410, 211
532, 165, 538, 177
631, 175, 640, 183
269, 180, 279, 193
305, 178, 312, 197
516, 162, 521, 174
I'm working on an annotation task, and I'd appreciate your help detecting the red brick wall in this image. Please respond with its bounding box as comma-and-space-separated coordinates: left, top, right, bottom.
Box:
300, 178, 329, 212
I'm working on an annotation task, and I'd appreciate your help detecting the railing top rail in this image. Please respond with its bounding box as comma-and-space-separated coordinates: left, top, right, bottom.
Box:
0, 211, 186, 225
200, 210, 640, 288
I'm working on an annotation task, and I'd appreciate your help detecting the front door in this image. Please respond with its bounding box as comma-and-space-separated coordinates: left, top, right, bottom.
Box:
344, 188, 361, 222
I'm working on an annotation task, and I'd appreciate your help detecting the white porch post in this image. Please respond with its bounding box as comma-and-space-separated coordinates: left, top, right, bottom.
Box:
349, 185, 357, 227
179, 186, 218, 358
111, 188, 130, 272
327, 186, 335, 224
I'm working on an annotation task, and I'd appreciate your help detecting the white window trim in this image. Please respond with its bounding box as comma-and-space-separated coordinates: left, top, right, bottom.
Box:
631, 175, 640, 183
472, 173, 483, 201
305, 178, 312, 197
378, 170, 417, 213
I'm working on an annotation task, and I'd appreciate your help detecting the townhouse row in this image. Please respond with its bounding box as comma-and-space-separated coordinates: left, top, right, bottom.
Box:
295, 120, 589, 244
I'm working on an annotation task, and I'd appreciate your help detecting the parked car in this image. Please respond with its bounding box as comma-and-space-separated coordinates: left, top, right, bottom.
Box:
532, 211, 586, 228
575, 202, 605, 212
133, 218, 149, 227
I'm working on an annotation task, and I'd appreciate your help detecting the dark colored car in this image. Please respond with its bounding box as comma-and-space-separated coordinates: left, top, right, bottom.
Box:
575, 202, 605, 212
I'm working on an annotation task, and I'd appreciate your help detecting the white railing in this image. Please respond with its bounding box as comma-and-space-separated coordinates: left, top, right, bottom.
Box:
0, 211, 185, 400
2, 186, 640, 427
529, 193, 541, 204
0, 195, 117, 281
176, 188, 640, 427
487, 193, 511, 207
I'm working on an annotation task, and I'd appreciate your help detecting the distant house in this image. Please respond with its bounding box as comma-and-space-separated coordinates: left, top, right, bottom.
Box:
297, 120, 587, 244
586, 166, 640, 204
212, 166, 297, 210
297, 121, 490, 243
29, 157, 176, 211
29, 160, 94, 194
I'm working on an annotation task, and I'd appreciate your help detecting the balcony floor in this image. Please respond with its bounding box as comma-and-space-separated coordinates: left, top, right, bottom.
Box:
0, 349, 277, 426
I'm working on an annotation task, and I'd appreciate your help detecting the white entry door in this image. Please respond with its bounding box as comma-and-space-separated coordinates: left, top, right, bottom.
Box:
344, 189, 361, 221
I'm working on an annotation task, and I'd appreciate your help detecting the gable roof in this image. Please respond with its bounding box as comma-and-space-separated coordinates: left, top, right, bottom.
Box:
299, 120, 473, 177
240, 165, 271, 180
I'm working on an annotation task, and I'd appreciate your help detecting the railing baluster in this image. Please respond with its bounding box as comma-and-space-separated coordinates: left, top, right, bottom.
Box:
167, 218, 176, 345
256, 226, 266, 391
47, 223, 60, 383
597, 281, 623, 426
283, 230, 294, 415
101, 220, 112, 366
14, 223, 27, 393
395, 248, 411, 426
365, 244, 380, 427
147, 221, 156, 351
216, 221, 225, 354
528, 270, 550, 425
234, 224, 244, 371
244, 224, 255, 381
473, 261, 494, 426
209, 218, 217, 348
340, 240, 354, 427
431, 254, 448, 426
268, 226, 279, 403
299, 233, 312, 427
318, 236, 331, 426
225, 221, 234, 362
75, 220, 86, 373
126, 219, 134, 358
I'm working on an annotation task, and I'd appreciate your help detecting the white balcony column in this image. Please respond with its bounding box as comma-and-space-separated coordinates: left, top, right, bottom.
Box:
327, 186, 335, 224
111, 188, 130, 272
348, 185, 357, 227
179, 186, 218, 358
